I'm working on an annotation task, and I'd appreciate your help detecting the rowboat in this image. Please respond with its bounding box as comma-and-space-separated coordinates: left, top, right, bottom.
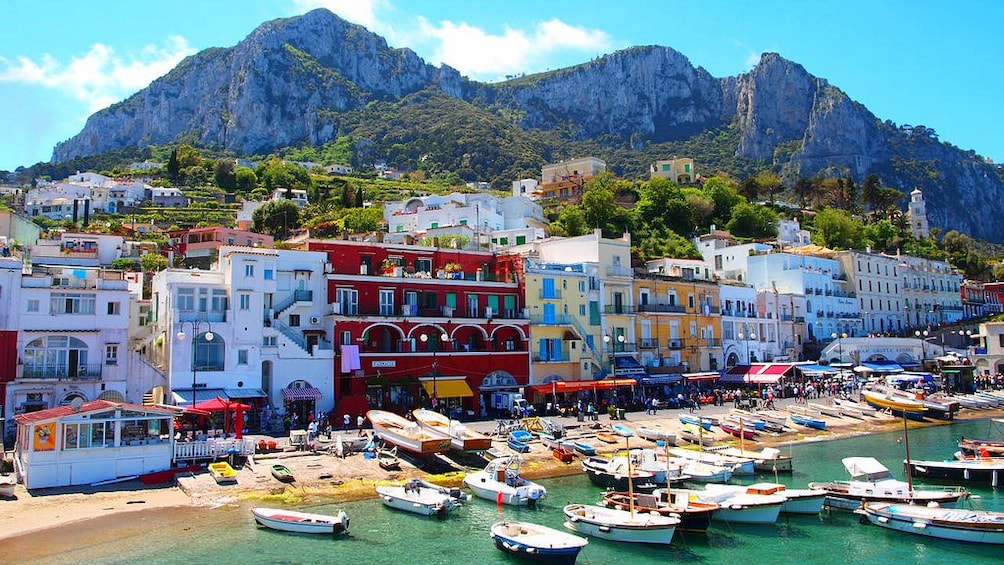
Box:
568, 440, 596, 456
679, 423, 715, 447
208, 462, 238, 484
808, 402, 843, 418
411, 409, 492, 451
601, 489, 717, 533
720, 418, 757, 440
856, 501, 1004, 544
251, 507, 350, 535
808, 456, 970, 511
860, 389, 926, 421
562, 503, 679, 545
552, 445, 575, 463
508, 430, 533, 453
490, 520, 588, 564
463, 455, 547, 507
679, 414, 715, 430
271, 464, 295, 483
367, 410, 452, 455
376, 478, 463, 516
596, 432, 620, 444
636, 425, 676, 445
832, 397, 877, 416
377, 445, 401, 471
789, 413, 826, 430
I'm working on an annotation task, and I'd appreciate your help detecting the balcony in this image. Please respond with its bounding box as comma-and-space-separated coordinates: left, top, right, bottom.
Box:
606, 266, 633, 277
667, 339, 685, 350
21, 363, 104, 381
337, 303, 528, 320
539, 290, 563, 300
532, 354, 572, 363
637, 303, 686, 314
639, 338, 659, 349
603, 305, 633, 315
706, 338, 722, 347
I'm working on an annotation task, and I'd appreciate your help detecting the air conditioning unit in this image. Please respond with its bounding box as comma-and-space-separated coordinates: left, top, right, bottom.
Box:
310, 316, 320, 325
332, 302, 342, 315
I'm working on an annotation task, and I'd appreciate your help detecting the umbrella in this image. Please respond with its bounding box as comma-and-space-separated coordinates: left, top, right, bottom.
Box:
190, 397, 251, 438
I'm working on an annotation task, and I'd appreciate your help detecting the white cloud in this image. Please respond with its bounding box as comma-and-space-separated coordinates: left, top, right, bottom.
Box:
0, 35, 196, 112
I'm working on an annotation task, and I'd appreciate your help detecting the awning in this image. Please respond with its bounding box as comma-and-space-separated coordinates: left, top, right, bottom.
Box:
613, 355, 648, 377
637, 374, 683, 386
282, 386, 323, 401
528, 378, 637, 395
720, 364, 794, 384
797, 364, 840, 374
684, 372, 722, 382
172, 388, 226, 405
224, 388, 267, 399
420, 377, 474, 398
860, 362, 904, 374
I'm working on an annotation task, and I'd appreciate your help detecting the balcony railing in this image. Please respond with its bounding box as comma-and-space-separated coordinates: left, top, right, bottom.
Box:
337, 303, 527, 320
532, 354, 572, 363
639, 338, 659, 349
603, 305, 633, 315
637, 303, 686, 313
539, 290, 563, 300
21, 363, 104, 380
357, 340, 528, 354
667, 339, 685, 349
706, 338, 722, 347
606, 266, 633, 277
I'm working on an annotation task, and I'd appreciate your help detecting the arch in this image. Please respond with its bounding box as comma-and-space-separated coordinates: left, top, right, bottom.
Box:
894, 353, 915, 364
97, 390, 126, 403
725, 351, 740, 368
261, 360, 273, 400
24, 335, 91, 378
59, 391, 89, 405
452, 323, 489, 340
195, 332, 225, 371
489, 324, 528, 341
541, 374, 564, 384
864, 354, 890, 362
362, 322, 407, 341
407, 324, 450, 341
482, 370, 519, 389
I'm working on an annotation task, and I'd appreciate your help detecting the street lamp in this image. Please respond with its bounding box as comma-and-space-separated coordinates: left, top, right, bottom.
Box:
915, 329, 929, 363
831, 332, 847, 364
958, 329, 973, 349
737, 328, 756, 365
177, 320, 214, 408
420, 331, 450, 405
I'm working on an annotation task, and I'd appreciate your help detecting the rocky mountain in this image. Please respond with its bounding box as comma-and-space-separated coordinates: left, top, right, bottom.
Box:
52, 8, 1004, 242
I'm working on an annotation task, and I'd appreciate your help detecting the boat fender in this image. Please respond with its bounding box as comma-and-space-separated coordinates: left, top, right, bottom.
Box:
926, 501, 939, 508
599, 526, 611, 533
525, 548, 536, 554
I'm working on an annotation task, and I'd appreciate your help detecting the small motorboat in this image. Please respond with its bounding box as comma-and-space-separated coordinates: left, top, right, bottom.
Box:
860, 388, 926, 421
809, 456, 970, 511
491, 520, 588, 564
367, 410, 452, 455
251, 507, 349, 535
600, 489, 717, 533
377, 445, 401, 471
508, 430, 533, 453
856, 501, 1004, 544
725, 482, 825, 514
208, 462, 238, 484
376, 478, 463, 517
581, 456, 658, 492
668, 447, 755, 476
271, 464, 295, 483
563, 503, 679, 545
463, 455, 547, 507
691, 485, 785, 524
553, 445, 575, 464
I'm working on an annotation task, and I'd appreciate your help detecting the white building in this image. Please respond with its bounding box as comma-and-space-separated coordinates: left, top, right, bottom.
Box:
148, 246, 335, 427
719, 283, 764, 366
777, 218, 812, 247
898, 254, 964, 328
271, 188, 309, 207
29, 232, 126, 267
757, 290, 807, 361
23, 184, 92, 221
541, 157, 606, 184
694, 229, 772, 282
326, 164, 353, 175
971, 321, 1004, 376
908, 188, 930, 239
512, 179, 539, 199
835, 250, 905, 335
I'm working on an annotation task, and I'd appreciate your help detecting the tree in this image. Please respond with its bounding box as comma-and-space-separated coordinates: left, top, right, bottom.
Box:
166, 148, 180, 181
701, 176, 743, 228
550, 205, 588, 237
812, 208, 866, 250
235, 167, 257, 192
253, 199, 301, 240
140, 253, 169, 272
861, 174, 882, 212
214, 159, 237, 192
258, 160, 313, 192
111, 258, 136, 271
725, 202, 779, 239
339, 206, 383, 233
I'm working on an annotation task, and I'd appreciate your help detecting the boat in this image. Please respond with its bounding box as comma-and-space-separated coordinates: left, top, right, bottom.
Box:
490, 520, 589, 564
731, 409, 785, 432
708, 445, 793, 473
636, 425, 676, 445
669, 447, 755, 476
463, 455, 547, 507
208, 461, 238, 484
720, 418, 758, 440
411, 409, 492, 451
856, 501, 1004, 544
624, 448, 691, 485
759, 409, 796, 425
562, 503, 679, 545
596, 432, 620, 444
377, 445, 401, 471
832, 397, 878, 417
0, 474, 16, 497
958, 418, 1004, 458
807, 456, 970, 511
568, 440, 596, 456
725, 412, 766, 431
367, 410, 452, 455
138, 464, 202, 485
685, 485, 785, 524
552, 445, 575, 464
789, 412, 827, 430
679, 414, 716, 430
508, 430, 533, 453
906, 456, 1004, 487
860, 389, 926, 421
271, 464, 295, 483
600, 489, 717, 533
714, 482, 826, 514
376, 478, 463, 516
808, 402, 843, 418
581, 456, 659, 492
679, 423, 715, 447
251, 507, 350, 535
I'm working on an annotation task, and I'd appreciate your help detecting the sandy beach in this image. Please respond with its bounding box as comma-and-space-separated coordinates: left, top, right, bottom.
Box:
2, 395, 1001, 557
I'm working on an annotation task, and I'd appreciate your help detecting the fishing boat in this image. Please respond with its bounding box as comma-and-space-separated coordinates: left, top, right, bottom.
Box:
376, 478, 463, 516
552, 445, 575, 464
271, 464, 295, 483
856, 502, 1004, 544
789, 412, 827, 430
508, 430, 533, 453
0, 474, 16, 497
829, 399, 865, 419
367, 410, 452, 455
708, 445, 793, 473
958, 418, 1004, 458
720, 418, 757, 440
808, 456, 970, 511
490, 520, 589, 564
581, 456, 659, 492
600, 489, 717, 533
669, 447, 755, 476
860, 389, 926, 420
906, 457, 1004, 487
563, 503, 679, 545
208, 461, 238, 484
251, 507, 350, 535
679, 423, 715, 447
411, 409, 492, 451
636, 425, 676, 445
683, 486, 784, 524
596, 432, 620, 444
377, 445, 401, 471
679, 414, 716, 431
463, 455, 547, 507
719, 482, 826, 514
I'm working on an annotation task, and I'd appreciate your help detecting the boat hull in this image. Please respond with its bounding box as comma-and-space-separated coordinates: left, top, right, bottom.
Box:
368, 410, 452, 455
271, 465, 295, 483
907, 459, 1004, 487
563, 504, 677, 545
490, 521, 587, 565
375, 484, 459, 516
780, 492, 827, 514
790, 414, 826, 430
858, 502, 1004, 544
601, 492, 714, 533
860, 391, 926, 421
251, 507, 349, 535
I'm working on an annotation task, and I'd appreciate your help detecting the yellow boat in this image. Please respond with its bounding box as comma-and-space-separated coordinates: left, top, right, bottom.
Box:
208, 461, 238, 484
860, 389, 926, 421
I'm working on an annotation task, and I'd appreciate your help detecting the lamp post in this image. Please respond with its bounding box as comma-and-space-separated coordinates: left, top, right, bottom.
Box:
177, 320, 214, 408
737, 328, 756, 365
915, 329, 929, 364
830, 332, 847, 364
420, 331, 449, 407
958, 329, 973, 350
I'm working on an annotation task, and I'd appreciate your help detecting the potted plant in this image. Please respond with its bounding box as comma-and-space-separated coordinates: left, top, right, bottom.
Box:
380, 258, 401, 276
444, 262, 462, 279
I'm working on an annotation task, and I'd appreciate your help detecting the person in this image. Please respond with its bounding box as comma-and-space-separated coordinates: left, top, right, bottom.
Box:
649, 397, 658, 415
343, 413, 351, 431
357, 414, 365, 430
307, 419, 318, 441
586, 402, 597, 421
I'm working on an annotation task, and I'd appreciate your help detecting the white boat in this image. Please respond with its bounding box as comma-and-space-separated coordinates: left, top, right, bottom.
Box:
759, 410, 795, 426
367, 410, 452, 455
626, 448, 690, 484
856, 501, 1004, 544
411, 409, 492, 452
251, 507, 350, 535
807, 456, 970, 511
833, 398, 877, 417
490, 520, 588, 564
669, 447, 755, 475
562, 503, 679, 545
376, 478, 463, 516
708, 445, 793, 473
463, 455, 547, 507
716, 482, 825, 514
808, 402, 843, 418
582, 455, 658, 491
636, 425, 676, 445
683, 486, 784, 524
679, 423, 716, 447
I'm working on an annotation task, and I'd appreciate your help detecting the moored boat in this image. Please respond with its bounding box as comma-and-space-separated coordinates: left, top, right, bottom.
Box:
856, 501, 1004, 544
808, 456, 970, 511
562, 503, 679, 545
581, 456, 659, 492
708, 445, 793, 473
906, 456, 1004, 487
367, 410, 452, 455
958, 418, 1004, 458
490, 520, 588, 564
463, 455, 547, 507
669, 447, 755, 476
411, 409, 492, 452
600, 489, 717, 533
733, 482, 826, 514
251, 507, 350, 535
685, 486, 784, 524
376, 478, 463, 516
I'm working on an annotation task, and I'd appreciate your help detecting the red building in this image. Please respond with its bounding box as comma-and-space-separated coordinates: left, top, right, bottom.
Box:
303, 240, 530, 419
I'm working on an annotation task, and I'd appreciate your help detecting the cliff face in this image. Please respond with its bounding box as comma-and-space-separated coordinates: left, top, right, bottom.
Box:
51, 8, 1004, 242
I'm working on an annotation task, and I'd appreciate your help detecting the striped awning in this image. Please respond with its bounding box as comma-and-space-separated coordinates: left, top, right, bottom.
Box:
282, 386, 323, 401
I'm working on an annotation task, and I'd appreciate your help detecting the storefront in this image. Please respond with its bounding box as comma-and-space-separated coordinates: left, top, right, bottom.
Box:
419, 375, 474, 419
281, 380, 323, 427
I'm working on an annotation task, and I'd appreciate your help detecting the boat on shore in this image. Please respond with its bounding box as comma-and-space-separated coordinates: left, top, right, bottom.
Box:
271, 464, 295, 483
251, 507, 350, 535
552, 445, 575, 463
856, 501, 1004, 544
377, 444, 401, 471
0, 474, 16, 497
411, 409, 492, 452
376, 478, 463, 516
679, 423, 715, 447
490, 520, 588, 564
636, 425, 676, 445
463, 455, 547, 507
367, 410, 452, 455
508, 430, 533, 453
208, 462, 238, 484
808, 402, 843, 418
789, 412, 826, 430
860, 389, 926, 421
562, 503, 679, 545
720, 418, 758, 440
679, 414, 716, 430
596, 432, 620, 444
808, 456, 970, 511
832, 397, 878, 417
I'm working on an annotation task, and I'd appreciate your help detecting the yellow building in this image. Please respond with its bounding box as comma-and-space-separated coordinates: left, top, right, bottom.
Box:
650, 157, 695, 184
643, 259, 724, 372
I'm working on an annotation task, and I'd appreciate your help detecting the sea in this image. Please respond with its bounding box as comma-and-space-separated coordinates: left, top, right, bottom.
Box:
9, 418, 1004, 565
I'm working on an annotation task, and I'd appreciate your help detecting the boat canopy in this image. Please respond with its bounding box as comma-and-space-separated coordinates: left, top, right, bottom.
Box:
842, 457, 895, 481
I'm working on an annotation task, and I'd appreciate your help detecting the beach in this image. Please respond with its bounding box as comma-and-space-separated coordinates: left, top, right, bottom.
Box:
2, 395, 1001, 558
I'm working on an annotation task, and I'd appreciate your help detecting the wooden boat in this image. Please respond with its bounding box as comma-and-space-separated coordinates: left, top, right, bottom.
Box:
907, 457, 1004, 487
668, 447, 754, 476
562, 503, 679, 545
376, 478, 463, 516
720, 418, 757, 440
725, 412, 766, 431
271, 464, 295, 483
490, 520, 588, 564
625, 448, 691, 485
808, 456, 970, 511
759, 409, 795, 425
208, 461, 238, 484
569, 440, 596, 456
596, 432, 620, 444
716, 482, 826, 514
411, 409, 492, 451
367, 410, 452, 455
679, 414, 715, 430
680, 486, 784, 524
958, 418, 1004, 458
789, 413, 826, 430
860, 389, 926, 421
636, 425, 676, 445
552, 445, 575, 463
731, 409, 784, 432
601, 489, 717, 533
463, 455, 547, 507
377, 445, 401, 471
508, 430, 533, 453
708, 445, 793, 473
0, 474, 16, 497
251, 507, 349, 535
832, 397, 878, 416
856, 501, 1004, 544
581, 456, 658, 492
679, 423, 715, 447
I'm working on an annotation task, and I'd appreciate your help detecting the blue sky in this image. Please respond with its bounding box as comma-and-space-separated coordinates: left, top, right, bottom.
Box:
2, 0, 1002, 172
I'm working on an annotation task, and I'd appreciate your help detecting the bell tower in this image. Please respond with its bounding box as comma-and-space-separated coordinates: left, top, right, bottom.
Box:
908, 188, 929, 239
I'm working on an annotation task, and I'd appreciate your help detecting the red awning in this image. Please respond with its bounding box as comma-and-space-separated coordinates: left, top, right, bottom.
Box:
529, 378, 637, 395
721, 363, 794, 384
282, 386, 323, 401
761, 364, 794, 375
684, 372, 721, 382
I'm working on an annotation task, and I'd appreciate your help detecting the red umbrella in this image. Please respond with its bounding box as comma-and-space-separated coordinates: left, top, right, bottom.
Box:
190, 397, 251, 438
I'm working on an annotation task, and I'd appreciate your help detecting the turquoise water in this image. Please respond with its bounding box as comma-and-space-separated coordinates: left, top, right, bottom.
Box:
18, 419, 1004, 565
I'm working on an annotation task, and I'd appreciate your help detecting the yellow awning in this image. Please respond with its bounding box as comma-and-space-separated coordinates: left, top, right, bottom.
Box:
421, 379, 474, 398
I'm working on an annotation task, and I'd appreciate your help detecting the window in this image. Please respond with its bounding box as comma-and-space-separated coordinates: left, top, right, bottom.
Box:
239, 293, 251, 310
340, 331, 352, 346
430, 222, 439, 229
50, 292, 96, 315
211, 290, 228, 312
107, 301, 121, 315
238, 349, 248, 365
379, 289, 395, 316
105, 344, 118, 365
516, 235, 526, 245
63, 421, 110, 450
193, 333, 224, 371
579, 304, 586, 316
244, 263, 255, 277
27, 299, 39, 312
578, 280, 585, 292
289, 314, 300, 327
459, 219, 468, 225
416, 258, 432, 273
177, 288, 195, 311
262, 336, 277, 347
264, 269, 274, 280
688, 294, 695, 308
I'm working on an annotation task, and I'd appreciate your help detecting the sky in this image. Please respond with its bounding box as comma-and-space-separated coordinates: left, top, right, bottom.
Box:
2, 0, 1002, 172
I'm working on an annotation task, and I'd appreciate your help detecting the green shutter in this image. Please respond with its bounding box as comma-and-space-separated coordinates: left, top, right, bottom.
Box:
589, 301, 601, 325
446, 293, 457, 308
